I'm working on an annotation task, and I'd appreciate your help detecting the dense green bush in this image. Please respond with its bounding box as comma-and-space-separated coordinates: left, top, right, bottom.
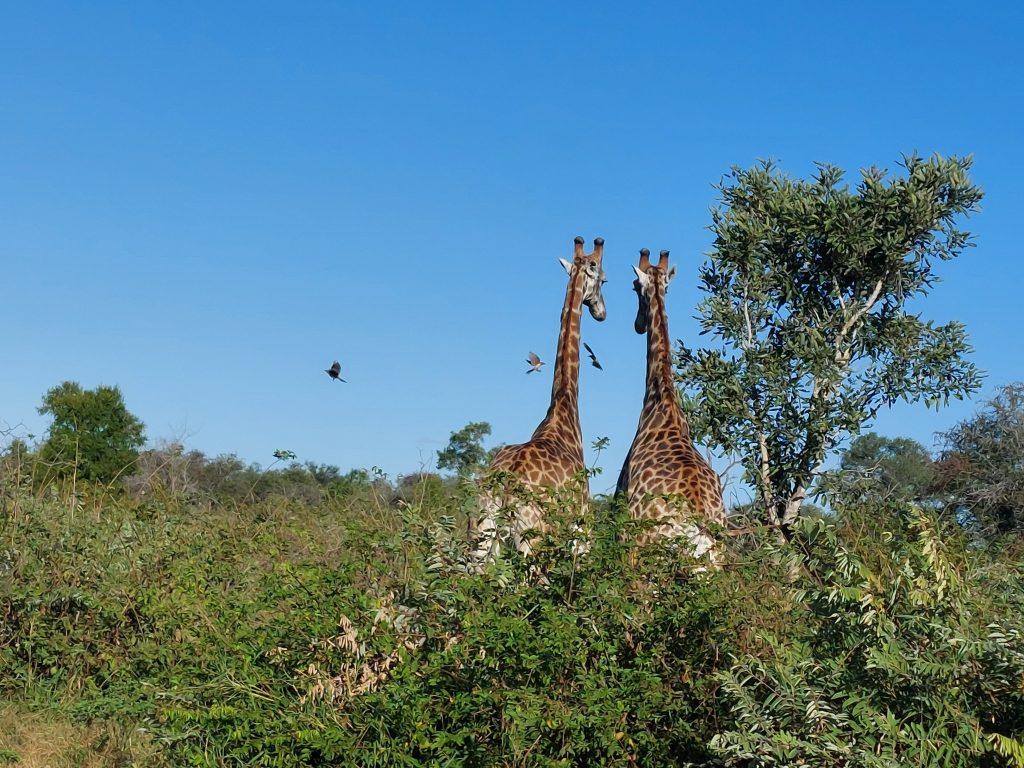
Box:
331, 500, 757, 766
711, 507, 1024, 767
2, 465, 1022, 766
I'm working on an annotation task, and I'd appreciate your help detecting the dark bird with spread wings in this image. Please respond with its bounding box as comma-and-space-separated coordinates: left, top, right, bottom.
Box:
583, 342, 603, 370
525, 351, 545, 374
325, 360, 346, 382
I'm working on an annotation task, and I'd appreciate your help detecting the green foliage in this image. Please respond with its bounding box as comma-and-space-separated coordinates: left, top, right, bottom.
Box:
0, 439, 34, 519
0, 483, 396, 765
336, 491, 748, 767
3, 437, 1023, 766
125, 441, 390, 508
935, 383, 1024, 540
437, 421, 493, 478
37, 381, 146, 485
710, 506, 1024, 767
392, 471, 455, 509
678, 154, 983, 533
826, 431, 936, 503
0, 463, 758, 766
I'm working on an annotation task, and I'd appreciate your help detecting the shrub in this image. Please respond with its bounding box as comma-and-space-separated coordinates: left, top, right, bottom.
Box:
709, 505, 1024, 767
3, 458, 1023, 766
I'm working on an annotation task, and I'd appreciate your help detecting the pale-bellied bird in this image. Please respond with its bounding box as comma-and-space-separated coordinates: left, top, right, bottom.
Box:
526, 351, 545, 374
583, 342, 603, 370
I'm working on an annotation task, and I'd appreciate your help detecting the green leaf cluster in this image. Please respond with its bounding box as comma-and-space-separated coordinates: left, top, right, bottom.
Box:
334, 490, 748, 766
711, 506, 1024, 766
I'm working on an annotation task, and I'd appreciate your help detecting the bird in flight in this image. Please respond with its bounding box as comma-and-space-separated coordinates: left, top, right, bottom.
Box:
525, 352, 545, 374
583, 342, 603, 370
325, 360, 346, 382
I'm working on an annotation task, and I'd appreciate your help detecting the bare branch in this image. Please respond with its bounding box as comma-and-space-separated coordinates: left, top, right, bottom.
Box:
840, 278, 885, 338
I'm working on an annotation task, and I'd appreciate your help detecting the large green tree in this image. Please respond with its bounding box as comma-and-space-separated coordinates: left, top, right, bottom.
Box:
38, 381, 146, 484
677, 154, 983, 536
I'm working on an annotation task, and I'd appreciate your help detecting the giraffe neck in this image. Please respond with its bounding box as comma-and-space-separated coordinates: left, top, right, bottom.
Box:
640, 283, 689, 437
533, 267, 584, 454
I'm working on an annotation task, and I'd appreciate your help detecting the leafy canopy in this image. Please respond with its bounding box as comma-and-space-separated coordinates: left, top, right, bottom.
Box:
38, 380, 146, 484
831, 431, 936, 503
436, 420, 493, 478
935, 382, 1024, 540
678, 154, 983, 532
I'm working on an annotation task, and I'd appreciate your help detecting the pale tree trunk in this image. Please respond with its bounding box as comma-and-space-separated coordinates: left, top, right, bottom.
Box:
750, 280, 886, 545
782, 488, 806, 531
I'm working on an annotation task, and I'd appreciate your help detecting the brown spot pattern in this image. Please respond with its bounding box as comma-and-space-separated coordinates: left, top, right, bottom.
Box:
477, 238, 603, 558
617, 256, 726, 556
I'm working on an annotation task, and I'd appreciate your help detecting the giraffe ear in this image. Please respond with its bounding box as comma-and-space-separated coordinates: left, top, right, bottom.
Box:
632, 265, 644, 280
666, 265, 677, 284
559, 258, 573, 275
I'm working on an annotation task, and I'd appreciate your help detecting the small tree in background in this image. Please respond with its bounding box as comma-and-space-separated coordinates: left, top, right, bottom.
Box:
831, 431, 936, 503
38, 381, 146, 484
437, 421, 493, 479
677, 154, 983, 536
934, 383, 1024, 540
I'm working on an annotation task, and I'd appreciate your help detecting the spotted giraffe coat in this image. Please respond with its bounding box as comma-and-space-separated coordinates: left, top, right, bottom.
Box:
617, 250, 726, 558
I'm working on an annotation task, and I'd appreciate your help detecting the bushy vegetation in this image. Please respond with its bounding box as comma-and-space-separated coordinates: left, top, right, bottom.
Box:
714, 508, 1024, 766
934, 383, 1024, 539
1, 443, 1023, 766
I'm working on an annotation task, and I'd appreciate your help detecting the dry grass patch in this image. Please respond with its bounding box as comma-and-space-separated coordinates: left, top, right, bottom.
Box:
0, 704, 159, 768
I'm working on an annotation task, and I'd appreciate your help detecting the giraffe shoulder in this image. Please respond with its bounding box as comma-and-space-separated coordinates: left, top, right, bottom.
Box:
489, 443, 524, 471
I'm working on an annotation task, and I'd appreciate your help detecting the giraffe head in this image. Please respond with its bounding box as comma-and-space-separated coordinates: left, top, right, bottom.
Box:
632, 248, 676, 333
560, 236, 607, 321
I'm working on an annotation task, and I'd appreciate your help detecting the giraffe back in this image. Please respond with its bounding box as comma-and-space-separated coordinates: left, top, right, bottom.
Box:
618, 425, 726, 546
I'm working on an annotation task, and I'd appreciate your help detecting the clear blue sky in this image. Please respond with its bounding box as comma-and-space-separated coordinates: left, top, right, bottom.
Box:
2, 2, 1021, 500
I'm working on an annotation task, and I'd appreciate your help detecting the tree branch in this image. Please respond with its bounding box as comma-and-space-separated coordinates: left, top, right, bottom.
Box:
840, 278, 884, 338
741, 288, 754, 351
757, 431, 777, 524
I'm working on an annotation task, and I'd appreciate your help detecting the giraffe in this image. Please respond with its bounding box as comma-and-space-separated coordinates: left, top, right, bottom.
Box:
616, 248, 726, 560
476, 236, 607, 560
